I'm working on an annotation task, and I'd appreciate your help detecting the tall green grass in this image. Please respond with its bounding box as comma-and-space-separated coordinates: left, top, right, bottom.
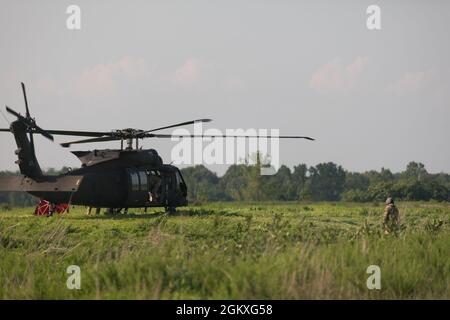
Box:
0, 202, 448, 299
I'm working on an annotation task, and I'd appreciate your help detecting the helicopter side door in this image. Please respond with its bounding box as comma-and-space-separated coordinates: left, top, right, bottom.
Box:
157, 167, 187, 207
125, 168, 149, 207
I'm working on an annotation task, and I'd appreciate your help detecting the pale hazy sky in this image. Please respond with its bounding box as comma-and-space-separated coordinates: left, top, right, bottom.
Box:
0, 0, 449, 175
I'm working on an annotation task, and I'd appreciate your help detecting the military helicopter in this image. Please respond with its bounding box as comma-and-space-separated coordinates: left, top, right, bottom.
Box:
0, 83, 314, 215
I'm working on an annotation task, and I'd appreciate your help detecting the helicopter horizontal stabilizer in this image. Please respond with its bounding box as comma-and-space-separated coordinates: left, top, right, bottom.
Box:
0, 175, 83, 192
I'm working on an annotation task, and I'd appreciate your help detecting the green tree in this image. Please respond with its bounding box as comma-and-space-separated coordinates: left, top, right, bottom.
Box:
180, 165, 222, 202
344, 172, 370, 191
262, 165, 295, 200
308, 162, 346, 201
220, 164, 249, 201
402, 162, 428, 181
292, 164, 308, 199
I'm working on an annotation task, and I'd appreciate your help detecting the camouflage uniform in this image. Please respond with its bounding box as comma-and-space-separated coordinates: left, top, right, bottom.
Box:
383, 203, 399, 232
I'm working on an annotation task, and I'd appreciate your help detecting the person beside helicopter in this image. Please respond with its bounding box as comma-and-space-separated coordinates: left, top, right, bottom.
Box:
148, 171, 162, 203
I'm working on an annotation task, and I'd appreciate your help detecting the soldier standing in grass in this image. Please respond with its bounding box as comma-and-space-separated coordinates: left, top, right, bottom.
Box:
383, 197, 400, 234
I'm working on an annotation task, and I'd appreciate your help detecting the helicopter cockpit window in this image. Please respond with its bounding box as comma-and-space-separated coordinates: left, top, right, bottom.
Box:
138, 171, 147, 191
175, 171, 181, 186
130, 171, 139, 191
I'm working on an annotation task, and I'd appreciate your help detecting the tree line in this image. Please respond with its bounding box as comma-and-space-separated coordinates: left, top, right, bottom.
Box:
180, 161, 449, 203
0, 161, 449, 207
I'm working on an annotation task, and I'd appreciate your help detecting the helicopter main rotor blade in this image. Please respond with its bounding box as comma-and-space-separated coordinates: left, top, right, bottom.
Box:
141, 118, 212, 135
45, 130, 113, 137
147, 133, 315, 140
60, 136, 120, 148
0, 127, 110, 137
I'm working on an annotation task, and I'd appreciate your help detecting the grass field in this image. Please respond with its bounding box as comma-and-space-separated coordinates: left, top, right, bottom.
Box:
0, 202, 449, 299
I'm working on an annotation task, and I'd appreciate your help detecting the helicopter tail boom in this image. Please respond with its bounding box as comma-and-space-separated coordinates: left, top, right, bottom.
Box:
0, 174, 83, 192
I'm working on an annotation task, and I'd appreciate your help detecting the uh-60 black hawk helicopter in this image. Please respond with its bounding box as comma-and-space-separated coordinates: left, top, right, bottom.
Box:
0, 83, 314, 216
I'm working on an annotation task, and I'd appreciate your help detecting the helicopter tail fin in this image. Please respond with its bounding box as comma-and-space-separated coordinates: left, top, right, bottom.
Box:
10, 120, 43, 178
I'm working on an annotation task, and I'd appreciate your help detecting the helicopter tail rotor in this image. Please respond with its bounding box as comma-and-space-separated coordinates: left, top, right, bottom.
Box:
5, 83, 54, 142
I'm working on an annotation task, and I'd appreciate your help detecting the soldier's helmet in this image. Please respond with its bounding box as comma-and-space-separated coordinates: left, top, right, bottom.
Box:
386, 197, 394, 205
